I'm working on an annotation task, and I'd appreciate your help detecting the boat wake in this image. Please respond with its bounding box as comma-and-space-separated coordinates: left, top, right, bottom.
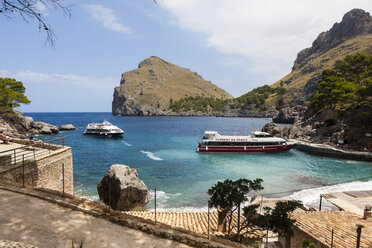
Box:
288, 180, 372, 210
122, 141, 132, 146
140, 150, 163, 161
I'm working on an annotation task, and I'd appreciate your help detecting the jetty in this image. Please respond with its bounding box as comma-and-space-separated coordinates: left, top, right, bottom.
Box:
294, 140, 372, 161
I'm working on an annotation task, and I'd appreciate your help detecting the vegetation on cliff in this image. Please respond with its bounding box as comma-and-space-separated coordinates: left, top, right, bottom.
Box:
0, 77, 31, 117
169, 96, 227, 113
235, 84, 286, 111
312, 53, 372, 111
168, 84, 286, 113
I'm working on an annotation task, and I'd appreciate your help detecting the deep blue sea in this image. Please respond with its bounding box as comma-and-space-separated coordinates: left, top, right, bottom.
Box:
26, 113, 372, 210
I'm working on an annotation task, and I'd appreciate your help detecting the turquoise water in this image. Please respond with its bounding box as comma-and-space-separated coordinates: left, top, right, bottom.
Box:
26, 113, 372, 210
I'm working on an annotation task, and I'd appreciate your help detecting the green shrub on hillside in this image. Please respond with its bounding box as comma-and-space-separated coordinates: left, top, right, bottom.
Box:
312, 53, 372, 110
169, 96, 227, 113
169, 84, 286, 113
236, 84, 285, 110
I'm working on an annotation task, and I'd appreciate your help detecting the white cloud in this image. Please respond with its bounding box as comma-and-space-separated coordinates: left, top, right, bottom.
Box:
34, 2, 50, 16
84, 4, 131, 34
160, 0, 372, 81
0, 70, 117, 90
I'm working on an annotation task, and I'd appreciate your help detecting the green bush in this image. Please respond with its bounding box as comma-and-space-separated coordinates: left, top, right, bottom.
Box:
311, 53, 372, 111
0, 77, 31, 116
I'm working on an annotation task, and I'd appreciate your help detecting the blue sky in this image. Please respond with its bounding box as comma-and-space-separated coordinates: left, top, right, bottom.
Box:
1, 0, 371, 112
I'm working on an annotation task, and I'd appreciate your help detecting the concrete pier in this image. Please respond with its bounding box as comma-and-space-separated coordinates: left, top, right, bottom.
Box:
294, 140, 372, 162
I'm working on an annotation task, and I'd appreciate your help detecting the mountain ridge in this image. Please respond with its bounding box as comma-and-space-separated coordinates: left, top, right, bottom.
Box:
112, 56, 232, 116
112, 9, 372, 118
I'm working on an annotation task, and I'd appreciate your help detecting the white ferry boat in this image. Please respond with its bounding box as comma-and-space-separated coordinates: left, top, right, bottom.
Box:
197, 131, 295, 153
83, 121, 124, 137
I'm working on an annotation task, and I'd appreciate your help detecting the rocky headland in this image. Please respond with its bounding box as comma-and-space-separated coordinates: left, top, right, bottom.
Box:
0, 111, 59, 138
112, 56, 232, 116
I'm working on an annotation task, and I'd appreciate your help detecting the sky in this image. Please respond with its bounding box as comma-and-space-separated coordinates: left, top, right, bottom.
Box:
1, 0, 372, 112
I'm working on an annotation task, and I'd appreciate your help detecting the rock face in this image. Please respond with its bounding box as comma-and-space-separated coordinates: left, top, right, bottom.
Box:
270, 9, 372, 107
293, 9, 372, 71
0, 111, 59, 138
59, 124, 76, 131
97, 164, 150, 211
112, 56, 233, 116
272, 106, 302, 124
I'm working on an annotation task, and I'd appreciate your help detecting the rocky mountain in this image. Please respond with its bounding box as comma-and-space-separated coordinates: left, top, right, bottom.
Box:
112, 56, 232, 116
271, 9, 372, 106
112, 9, 372, 121
292, 9, 372, 71
261, 9, 372, 149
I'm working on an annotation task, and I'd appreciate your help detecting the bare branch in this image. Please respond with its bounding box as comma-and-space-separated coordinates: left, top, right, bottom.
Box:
1, 0, 71, 47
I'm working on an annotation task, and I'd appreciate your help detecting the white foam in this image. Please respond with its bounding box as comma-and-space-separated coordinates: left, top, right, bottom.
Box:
153, 206, 209, 212
86, 195, 100, 202
148, 190, 207, 212
122, 141, 132, 146
288, 180, 372, 210
140, 150, 163, 161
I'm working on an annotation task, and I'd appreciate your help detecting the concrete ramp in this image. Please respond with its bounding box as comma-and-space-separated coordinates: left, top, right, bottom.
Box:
323, 190, 372, 216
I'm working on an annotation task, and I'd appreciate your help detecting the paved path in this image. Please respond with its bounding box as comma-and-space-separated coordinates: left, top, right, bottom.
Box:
0, 189, 190, 248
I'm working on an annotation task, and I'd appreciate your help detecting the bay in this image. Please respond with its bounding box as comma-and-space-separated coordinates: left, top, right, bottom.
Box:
26, 113, 372, 210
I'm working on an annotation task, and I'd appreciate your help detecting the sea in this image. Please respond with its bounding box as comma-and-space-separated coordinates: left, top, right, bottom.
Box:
26, 112, 372, 211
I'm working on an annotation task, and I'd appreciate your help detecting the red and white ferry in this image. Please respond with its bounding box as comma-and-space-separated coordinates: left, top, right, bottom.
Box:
197, 131, 295, 153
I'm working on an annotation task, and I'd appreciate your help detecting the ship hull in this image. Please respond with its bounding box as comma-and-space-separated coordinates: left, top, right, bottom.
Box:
83, 132, 123, 137
197, 144, 296, 153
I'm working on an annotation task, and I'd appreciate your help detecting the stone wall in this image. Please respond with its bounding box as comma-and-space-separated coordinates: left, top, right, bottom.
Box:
279, 228, 328, 248
295, 141, 372, 162
0, 147, 73, 194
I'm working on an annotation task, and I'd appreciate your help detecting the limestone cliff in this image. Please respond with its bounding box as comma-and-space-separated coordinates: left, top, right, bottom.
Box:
112, 56, 232, 116
266, 9, 372, 122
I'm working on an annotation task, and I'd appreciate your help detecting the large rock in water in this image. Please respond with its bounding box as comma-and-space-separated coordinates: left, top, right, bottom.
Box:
97, 164, 150, 211
59, 124, 76, 131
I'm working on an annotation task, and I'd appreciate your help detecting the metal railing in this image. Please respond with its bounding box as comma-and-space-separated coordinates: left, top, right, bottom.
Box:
38, 135, 66, 149
0, 136, 66, 166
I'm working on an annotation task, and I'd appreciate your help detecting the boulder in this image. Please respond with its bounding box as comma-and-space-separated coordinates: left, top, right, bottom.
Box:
23, 116, 34, 130
40, 126, 52, 134
97, 164, 150, 211
59, 124, 76, 131
32, 121, 59, 134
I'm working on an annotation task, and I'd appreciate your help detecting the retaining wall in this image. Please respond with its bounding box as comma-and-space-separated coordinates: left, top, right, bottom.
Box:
0, 147, 73, 194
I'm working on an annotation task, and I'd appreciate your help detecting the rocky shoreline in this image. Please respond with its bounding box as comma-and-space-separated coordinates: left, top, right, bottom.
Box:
0, 112, 60, 138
